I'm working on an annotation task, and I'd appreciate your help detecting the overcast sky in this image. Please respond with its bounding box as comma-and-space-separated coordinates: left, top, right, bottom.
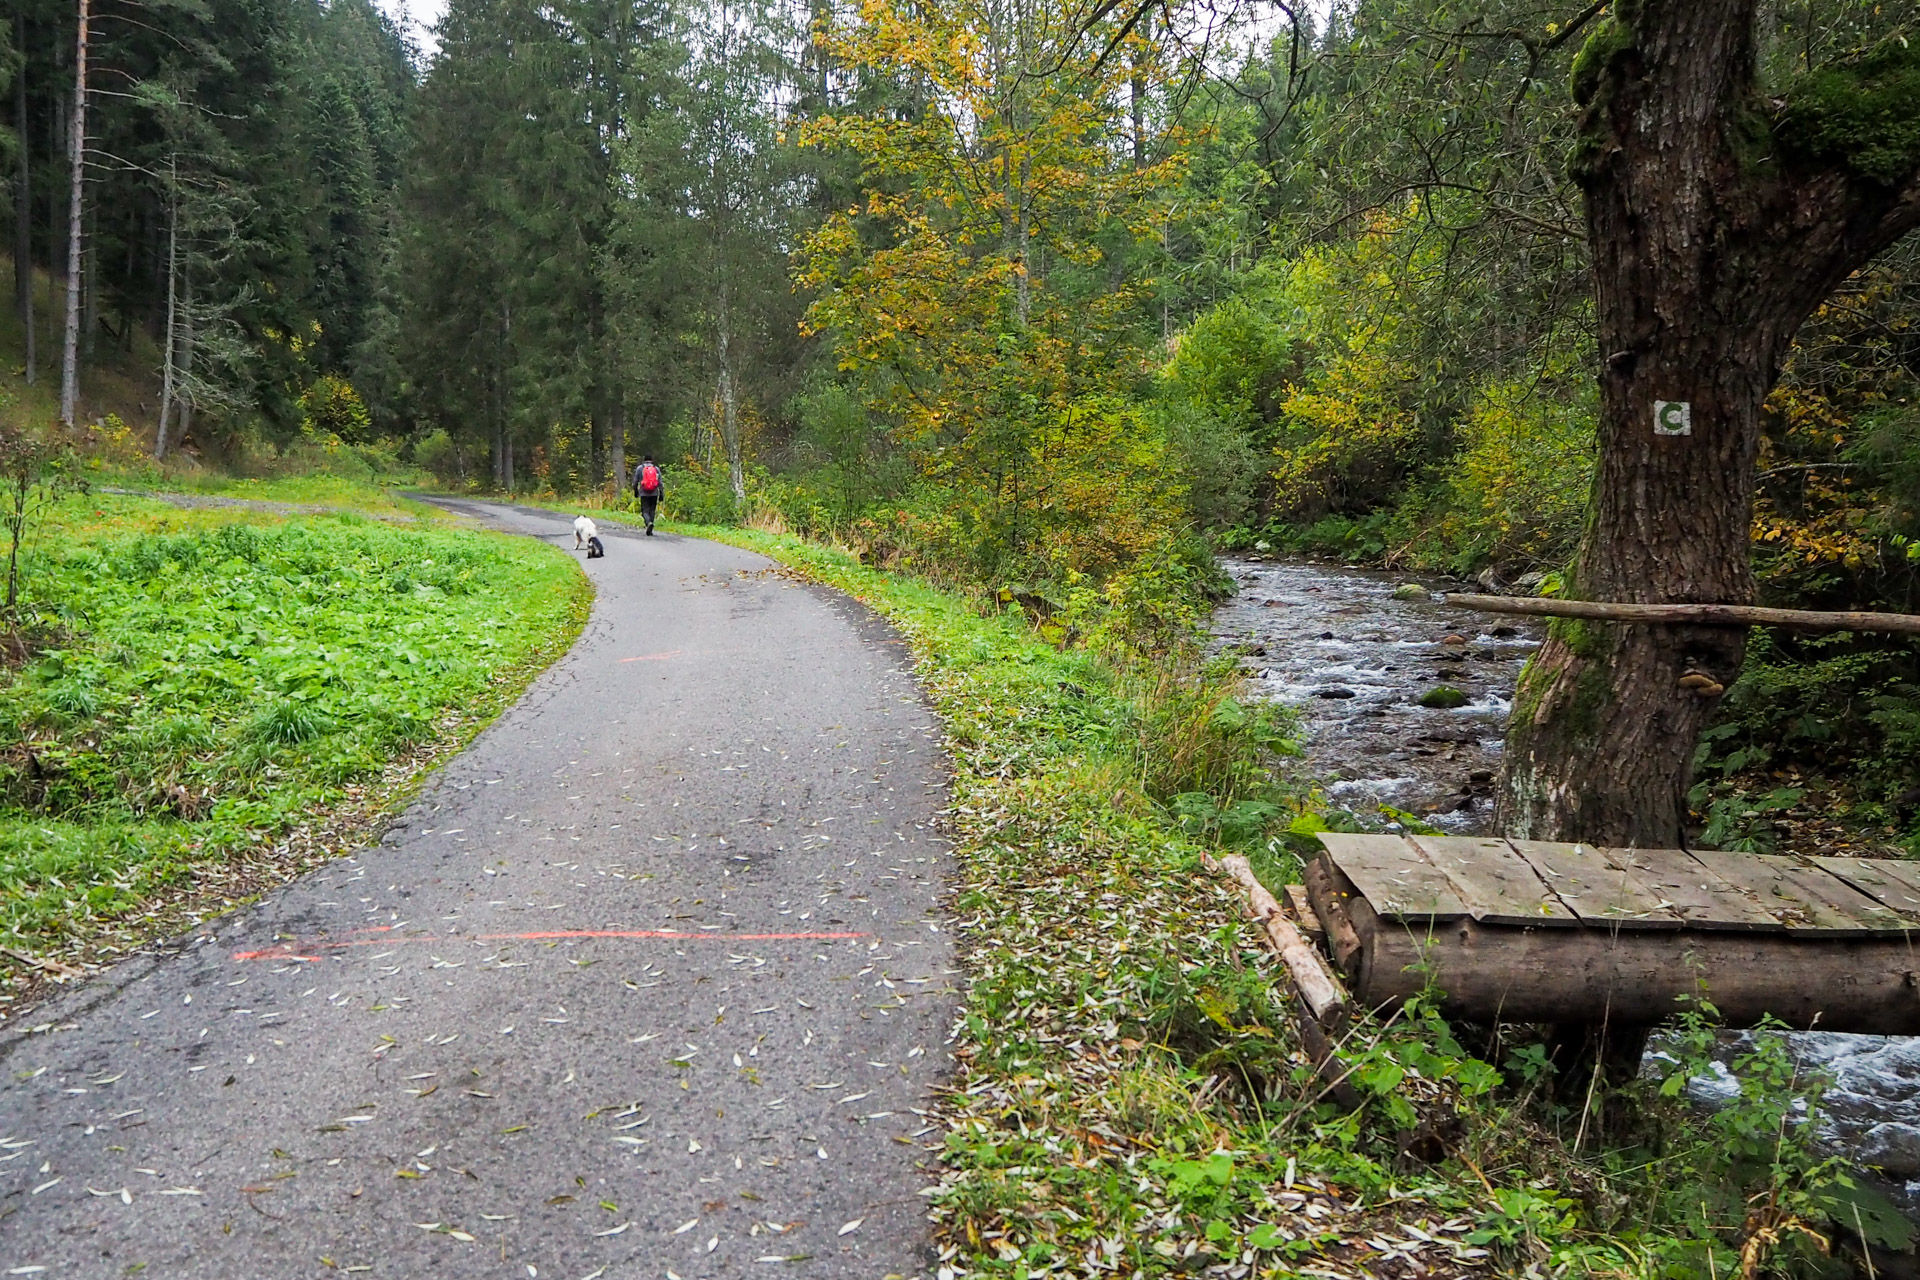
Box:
374, 0, 444, 56
373, 0, 1324, 72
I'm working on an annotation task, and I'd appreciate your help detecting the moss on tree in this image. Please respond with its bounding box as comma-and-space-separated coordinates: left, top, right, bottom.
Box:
1569, 15, 1633, 110
1777, 43, 1920, 186
1568, 15, 1638, 179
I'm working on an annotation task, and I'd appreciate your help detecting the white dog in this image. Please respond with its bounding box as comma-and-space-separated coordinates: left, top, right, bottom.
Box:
573, 516, 598, 549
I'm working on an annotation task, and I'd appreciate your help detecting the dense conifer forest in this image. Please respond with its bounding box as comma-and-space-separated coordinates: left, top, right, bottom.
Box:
13, 6, 1920, 1271
7, 0, 1920, 841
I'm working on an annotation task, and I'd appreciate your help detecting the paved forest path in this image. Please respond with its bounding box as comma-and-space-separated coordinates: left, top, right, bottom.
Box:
0, 499, 958, 1279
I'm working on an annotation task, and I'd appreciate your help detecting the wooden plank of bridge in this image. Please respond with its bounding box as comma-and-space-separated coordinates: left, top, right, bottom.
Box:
1815, 856, 1920, 926
1508, 840, 1685, 930
1598, 847, 1786, 932
1686, 849, 1893, 936
1407, 835, 1579, 927
1315, 832, 1467, 921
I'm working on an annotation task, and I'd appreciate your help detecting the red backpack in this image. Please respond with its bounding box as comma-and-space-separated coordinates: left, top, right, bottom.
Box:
639, 463, 661, 494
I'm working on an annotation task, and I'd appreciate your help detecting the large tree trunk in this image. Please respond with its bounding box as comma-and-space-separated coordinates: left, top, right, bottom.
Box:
1129, 9, 1147, 170
81, 195, 95, 361
716, 278, 745, 512
494, 304, 515, 492
589, 402, 605, 489
58, 0, 87, 426
608, 389, 625, 503
14, 9, 33, 387
155, 163, 179, 461
1498, 1, 1920, 847
172, 274, 194, 449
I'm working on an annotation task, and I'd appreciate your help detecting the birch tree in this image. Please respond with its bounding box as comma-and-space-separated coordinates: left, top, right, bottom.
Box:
57, 0, 85, 425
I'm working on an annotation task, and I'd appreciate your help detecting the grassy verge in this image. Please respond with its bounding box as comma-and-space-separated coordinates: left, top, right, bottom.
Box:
0, 494, 589, 1011
668, 520, 1899, 1280
87, 462, 446, 521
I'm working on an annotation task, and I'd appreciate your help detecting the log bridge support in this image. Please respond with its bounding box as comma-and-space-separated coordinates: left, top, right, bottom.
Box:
1299, 833, 1920, 1036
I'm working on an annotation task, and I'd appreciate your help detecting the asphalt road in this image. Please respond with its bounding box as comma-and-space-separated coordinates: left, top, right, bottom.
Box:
0, 500, 959, 1279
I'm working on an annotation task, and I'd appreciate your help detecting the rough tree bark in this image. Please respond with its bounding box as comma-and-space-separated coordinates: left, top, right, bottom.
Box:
715, 277, 745, 512
172, 273, 194, 448
608, 389, 625, 503
589, 402, 606, 488
494, 303, 514, 492
155, 157, 178, 461
58, 0, 87, 425
14, 9, 33, 386
1499, 0, 1920, 847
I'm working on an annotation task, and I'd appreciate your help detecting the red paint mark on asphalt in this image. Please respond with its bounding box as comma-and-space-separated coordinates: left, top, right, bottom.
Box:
479, 929, 865, 942
232, 928, 864, 962
618, 650, 683, 663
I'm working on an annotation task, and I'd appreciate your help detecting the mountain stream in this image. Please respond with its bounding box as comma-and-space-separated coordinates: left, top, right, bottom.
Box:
1212, 553, 1920, 1218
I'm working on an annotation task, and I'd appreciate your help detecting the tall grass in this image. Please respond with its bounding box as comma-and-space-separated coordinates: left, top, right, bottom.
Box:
0, 496, 587, 958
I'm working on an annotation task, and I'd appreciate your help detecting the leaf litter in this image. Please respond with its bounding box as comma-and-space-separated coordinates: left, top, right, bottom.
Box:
712, 532, 1518, 1279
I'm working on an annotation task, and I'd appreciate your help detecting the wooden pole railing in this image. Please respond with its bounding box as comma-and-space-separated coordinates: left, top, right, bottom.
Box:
1440, 593, 1920, 636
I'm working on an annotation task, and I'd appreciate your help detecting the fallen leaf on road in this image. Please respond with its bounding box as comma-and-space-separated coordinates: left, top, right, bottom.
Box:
838, 1219, 864, 1236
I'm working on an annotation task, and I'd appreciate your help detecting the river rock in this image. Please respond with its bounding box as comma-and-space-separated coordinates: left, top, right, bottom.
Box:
1391, 583, 1432, 601
1418, 685, 1469, 709
1313, 687, 1358, 699
1853, 1123, 1920, 1176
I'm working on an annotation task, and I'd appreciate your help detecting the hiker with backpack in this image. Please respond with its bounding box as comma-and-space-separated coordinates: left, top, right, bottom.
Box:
632, 455, 664, 535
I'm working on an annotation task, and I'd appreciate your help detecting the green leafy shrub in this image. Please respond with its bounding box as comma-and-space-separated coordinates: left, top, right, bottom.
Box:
301, 376, 374, 443
412, 428, 473, 488
1395, 374, 1596, 573
1697, 629, 1920, 813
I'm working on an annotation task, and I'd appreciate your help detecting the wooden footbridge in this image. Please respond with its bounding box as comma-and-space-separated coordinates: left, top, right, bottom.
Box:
1285, 834, 1920, 1034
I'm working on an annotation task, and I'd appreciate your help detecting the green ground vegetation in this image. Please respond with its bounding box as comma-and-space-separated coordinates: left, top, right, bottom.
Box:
96, 466, 444, 521
682, 519, 1904, 1280
0, 494, 588, 993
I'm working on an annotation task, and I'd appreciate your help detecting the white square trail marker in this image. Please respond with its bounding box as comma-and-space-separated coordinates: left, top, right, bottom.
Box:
1654, 400, 1692, 436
